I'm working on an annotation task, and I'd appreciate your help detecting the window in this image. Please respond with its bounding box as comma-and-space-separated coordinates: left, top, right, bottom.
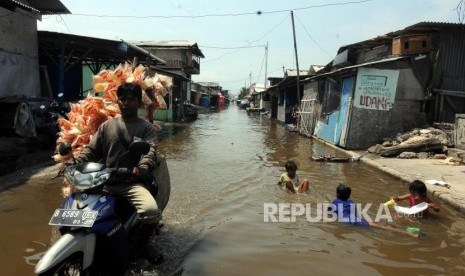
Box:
320, 78, 341, 119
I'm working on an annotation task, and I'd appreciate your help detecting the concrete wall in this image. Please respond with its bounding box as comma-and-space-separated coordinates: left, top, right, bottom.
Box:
0, 7, 40, 98
395, 68, 425, 100
455, 114, 465, 150
347, 100, 427, 149
346, 68, 427, 149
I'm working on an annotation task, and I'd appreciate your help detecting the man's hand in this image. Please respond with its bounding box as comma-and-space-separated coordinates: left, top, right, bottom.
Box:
58, 163, 71, 175
133, 165, 149, 177
53, 163, 70, 179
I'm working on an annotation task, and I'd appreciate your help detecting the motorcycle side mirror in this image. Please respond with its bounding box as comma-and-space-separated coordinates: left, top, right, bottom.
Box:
129, 140, 150, 156
58, 142, 72, 156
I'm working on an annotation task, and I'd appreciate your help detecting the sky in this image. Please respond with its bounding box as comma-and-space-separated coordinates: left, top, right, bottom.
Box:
38, 0, 463, 95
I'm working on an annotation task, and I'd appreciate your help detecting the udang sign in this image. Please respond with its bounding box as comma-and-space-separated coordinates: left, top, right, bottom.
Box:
354, 68, 399, 111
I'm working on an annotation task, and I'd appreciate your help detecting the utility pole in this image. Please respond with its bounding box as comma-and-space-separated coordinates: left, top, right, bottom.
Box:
264, 42, 268, 89
249, 71, 252, 90
290, 11, 301, 105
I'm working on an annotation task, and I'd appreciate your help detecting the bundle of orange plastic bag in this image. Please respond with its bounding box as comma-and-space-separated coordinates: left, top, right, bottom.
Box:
53, 62, 172, 162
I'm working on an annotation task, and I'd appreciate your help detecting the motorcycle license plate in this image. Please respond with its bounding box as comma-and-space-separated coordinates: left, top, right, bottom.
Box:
49, 209, 98, 227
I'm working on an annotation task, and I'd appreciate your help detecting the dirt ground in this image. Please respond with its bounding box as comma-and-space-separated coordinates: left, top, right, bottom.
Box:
0, 136, 57, 191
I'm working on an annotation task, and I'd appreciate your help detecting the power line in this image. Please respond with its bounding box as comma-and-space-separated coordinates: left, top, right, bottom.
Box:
250, 13, 290, 44
256, 50, 267, 84
199, 66, 284, 86
294, 14, 333, 59
201, 13, 287, 63
457, 0, 465, 23
63, 0, 374, 19
202, 48, 242, 63
201, 44, 267, 63
201, 45, 266, 49
58, 15, 72, 33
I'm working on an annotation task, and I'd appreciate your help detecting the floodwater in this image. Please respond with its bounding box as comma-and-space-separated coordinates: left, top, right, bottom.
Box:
1, 105, 465, 275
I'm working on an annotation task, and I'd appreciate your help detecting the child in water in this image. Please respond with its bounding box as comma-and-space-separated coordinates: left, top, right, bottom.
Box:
278, 160, 309, 193
393, 180, 440, 217
330, 184, 419, 237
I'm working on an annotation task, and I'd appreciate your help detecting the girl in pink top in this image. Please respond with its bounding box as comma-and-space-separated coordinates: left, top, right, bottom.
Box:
394, 180, 440, 217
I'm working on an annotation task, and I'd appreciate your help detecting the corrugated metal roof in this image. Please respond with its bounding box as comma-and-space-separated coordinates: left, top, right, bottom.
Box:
301, 56, 407, 82
309, 65, 325, 75
38, 31, 166, 66
134, 40, 205, 58
285, 69, 309, 76
404, 21, 465, 32
196, 82, 220, 88
2, 0, 70, 15
338, 22, 465, 54
135, 40, 197, 47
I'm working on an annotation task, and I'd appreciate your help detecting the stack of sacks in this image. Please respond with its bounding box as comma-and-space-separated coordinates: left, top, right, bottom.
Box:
53, 63, 172, 162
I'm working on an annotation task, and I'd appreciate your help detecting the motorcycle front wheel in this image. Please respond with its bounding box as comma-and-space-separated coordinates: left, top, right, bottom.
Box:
38, 253, 84, 276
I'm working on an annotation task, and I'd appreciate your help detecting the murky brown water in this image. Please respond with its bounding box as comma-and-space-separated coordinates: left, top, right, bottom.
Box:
1, 105, 465, 275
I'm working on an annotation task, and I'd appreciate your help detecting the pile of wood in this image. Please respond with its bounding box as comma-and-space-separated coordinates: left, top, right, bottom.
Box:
367, 128, 451, 157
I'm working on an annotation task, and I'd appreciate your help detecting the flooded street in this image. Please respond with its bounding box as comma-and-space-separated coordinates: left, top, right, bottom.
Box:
2, 105, 465, 275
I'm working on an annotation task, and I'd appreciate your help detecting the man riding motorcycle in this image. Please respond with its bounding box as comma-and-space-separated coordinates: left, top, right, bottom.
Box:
60, 82, 163, 270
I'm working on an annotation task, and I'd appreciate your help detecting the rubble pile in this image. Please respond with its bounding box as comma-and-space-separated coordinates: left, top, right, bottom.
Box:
367, 127, 452, 158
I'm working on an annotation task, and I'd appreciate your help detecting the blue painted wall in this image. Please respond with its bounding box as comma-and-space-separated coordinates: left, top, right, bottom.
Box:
314, 76, 354, 145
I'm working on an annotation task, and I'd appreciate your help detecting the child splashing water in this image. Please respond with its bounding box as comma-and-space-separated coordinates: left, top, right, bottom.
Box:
278, 160, 309, 194
330, 184, 420, 238
393, 180, 440, 218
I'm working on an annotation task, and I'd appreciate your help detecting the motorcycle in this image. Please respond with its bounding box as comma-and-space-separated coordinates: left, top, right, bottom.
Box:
173, 99, 198, 122
182, 101, 198, 121
37, 93, 71, 145
34, 140, 171, 275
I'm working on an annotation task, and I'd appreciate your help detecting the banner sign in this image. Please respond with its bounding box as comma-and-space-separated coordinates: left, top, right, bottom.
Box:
354, 68, 399, 110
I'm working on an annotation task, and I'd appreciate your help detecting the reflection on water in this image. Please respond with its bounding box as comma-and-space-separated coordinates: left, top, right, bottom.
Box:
1, 106, 465, 275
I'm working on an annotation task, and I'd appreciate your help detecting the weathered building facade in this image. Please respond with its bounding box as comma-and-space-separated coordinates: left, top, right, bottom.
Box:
0, 1, 69, 99
300, 22, 465, 150
266, 70, 308, 124
135, 41, 204, 121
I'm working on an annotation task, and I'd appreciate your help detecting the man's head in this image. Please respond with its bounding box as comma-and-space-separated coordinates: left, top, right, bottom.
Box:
117, 82, 142, 118
336, 184, 351, 200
